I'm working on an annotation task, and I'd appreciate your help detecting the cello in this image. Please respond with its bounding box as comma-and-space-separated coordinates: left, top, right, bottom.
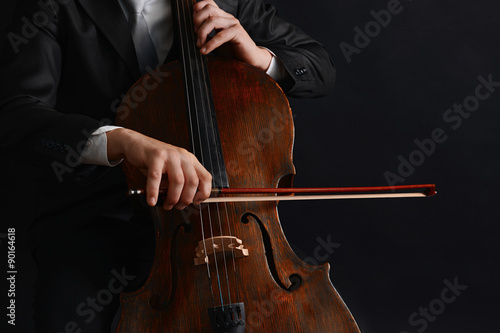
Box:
114, 0, 434, 331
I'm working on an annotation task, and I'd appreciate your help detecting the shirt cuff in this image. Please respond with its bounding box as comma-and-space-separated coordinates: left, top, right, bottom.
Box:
80, 126, 124, 166
260, 47, 292, 84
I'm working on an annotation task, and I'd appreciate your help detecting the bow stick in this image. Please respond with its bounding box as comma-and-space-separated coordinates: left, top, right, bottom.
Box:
128, 184, 436, 203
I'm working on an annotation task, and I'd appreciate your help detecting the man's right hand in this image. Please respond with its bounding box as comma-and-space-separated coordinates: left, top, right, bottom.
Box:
106, 128, 212, 210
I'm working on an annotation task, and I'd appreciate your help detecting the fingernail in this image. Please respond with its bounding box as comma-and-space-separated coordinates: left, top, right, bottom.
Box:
201, 47, 206, 53
149, 197, 157, 206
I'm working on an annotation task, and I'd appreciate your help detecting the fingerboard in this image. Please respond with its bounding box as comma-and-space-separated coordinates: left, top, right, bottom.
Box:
173, 0, 229, 188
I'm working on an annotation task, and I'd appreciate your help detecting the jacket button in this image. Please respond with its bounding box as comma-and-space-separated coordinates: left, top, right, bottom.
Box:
294, 67, 307, 76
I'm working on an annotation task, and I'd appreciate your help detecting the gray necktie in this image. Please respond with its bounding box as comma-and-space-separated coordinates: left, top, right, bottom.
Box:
126, 0, 159, 75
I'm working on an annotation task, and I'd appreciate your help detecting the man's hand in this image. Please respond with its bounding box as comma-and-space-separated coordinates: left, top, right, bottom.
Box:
193, 0, 273, 71
106, 128, 212, 210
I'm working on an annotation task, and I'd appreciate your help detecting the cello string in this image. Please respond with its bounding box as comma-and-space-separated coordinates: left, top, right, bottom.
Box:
177, 0, 219, 306
199, 205, 216, 307
215, 202, 232, 306
185, 0, 232, 308
183, 0, 226, 308
176, 0, 197, 157
176, 0, 231, 308
190, 7, 236, 308
194, 57, 234, 307
189, 22, 228, 312
206, 204, 225, 308
223, 202, 240, 300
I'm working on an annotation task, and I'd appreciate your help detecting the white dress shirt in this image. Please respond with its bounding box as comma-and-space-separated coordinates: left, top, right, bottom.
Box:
81, 0, 289, 166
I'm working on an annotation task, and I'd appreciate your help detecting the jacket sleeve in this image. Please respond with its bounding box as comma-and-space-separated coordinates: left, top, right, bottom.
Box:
234, 0, 336, 98
0, 0, 102, 182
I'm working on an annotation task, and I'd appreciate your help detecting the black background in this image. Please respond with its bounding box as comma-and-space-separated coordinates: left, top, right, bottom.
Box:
1, 0, 499, 332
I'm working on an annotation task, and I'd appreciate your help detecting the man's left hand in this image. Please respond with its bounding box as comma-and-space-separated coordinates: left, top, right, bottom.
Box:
193, 0, 273, 71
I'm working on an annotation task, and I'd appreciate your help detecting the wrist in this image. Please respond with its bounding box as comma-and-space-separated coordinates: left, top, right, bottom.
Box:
253, 47, 273, 72
106, 128, 131, 161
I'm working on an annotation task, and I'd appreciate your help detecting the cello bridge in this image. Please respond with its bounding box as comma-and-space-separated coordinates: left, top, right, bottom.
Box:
194, 236, 249, 266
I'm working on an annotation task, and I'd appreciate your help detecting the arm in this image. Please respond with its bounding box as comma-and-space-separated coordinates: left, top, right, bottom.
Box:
0, 0, 212, 210
106, 128, 212, 210
193, 0, 336, 97
0, 1, 102, 180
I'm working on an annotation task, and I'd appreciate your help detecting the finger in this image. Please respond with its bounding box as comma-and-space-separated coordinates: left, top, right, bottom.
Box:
200, 25, 243, 55
193, 4, 231, 32
163, 164, 185, 210
175, 162, 199, 210
196, 17, 239, 50
193, 0, 220, 13
193, 165, 213, 205
145, 159, 165, 207
192, 2, 217, 29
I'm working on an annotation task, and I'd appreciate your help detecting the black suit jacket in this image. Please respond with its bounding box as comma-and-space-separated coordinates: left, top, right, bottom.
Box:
0, 0, 335, 250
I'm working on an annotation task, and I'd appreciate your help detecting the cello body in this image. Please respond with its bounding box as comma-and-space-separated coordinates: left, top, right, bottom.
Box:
115, 58, 360, 332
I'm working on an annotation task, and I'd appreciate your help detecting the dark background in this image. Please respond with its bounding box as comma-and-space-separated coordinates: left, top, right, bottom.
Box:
1, 0, 499, 332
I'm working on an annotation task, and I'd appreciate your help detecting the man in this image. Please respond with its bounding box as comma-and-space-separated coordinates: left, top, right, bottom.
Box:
0, 0, 335, 331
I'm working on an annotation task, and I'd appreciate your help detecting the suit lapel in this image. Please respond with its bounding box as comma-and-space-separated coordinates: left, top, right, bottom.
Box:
77, 0, 141, 78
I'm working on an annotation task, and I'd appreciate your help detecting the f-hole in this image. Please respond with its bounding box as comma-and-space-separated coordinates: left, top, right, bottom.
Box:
240, 212, 302, 292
